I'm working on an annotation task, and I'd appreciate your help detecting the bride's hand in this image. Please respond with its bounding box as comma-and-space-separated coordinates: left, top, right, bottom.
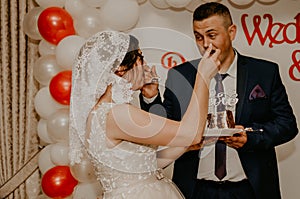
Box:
198, 43, 220, 83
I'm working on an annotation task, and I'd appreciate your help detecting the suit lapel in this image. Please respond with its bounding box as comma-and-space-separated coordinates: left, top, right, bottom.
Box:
187, 57, 248, 124
235, 54, 248, 124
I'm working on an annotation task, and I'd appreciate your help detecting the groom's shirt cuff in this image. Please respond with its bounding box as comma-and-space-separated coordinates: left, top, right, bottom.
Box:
143, 94, 158, 104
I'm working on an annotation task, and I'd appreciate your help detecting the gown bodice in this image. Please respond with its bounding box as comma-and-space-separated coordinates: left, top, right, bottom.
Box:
87, 103, 158, 193
86, 103, 184, 199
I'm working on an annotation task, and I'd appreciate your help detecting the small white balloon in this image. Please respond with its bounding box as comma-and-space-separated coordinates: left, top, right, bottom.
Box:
150, 0, 170, 9
56, 35, 86, 69
35, 0, 66, 8
37, 119, 54, 144
202, 0, 221, 2
34, 87, 67, 119
37, 194, 51, 199
65, 0, 89, 18
74, 8, 105, 38
47, 108, 70, 143
73, 182, 103, 199
257, 0, 277, 4
70, 157, 97, 183
50, 142, 70, 165
23, 7, 43, 40
84, 0, 107, 8
165, 0, 192, 8
185, 0, 203, 12
229, 0, 254, 6
101, 0, 140, 31
38, 145, 55, 174
33, 55, 63, 86
137, 0, 147, 4
38, 40, 56, 56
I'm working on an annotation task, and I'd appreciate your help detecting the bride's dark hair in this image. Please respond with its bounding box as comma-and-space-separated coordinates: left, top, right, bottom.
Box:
119, 35, 144, 72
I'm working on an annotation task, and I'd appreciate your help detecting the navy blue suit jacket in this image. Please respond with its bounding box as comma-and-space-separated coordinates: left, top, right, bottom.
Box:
140, 52, 298, 199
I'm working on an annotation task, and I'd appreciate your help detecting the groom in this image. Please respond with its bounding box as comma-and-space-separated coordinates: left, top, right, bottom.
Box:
140, 2, 298, 199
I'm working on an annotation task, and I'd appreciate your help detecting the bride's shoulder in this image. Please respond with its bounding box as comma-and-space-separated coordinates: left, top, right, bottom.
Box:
108, 103, 147, 124
111, 103, 135, 110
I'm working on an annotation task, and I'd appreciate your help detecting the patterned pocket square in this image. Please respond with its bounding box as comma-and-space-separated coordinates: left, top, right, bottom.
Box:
249, 84, 266, 100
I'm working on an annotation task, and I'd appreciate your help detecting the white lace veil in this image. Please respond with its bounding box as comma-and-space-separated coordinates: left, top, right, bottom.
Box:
69, 31, 130, 165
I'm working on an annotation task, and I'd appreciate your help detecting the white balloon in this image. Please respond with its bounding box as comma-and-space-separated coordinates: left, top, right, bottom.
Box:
35, 0, 66, 8
38, 145, 55, 174
73, 182, 103, 199
34, 87, 67, 119
50, 142, 70, 165
37, 194, 71, 199
65, 0, 89, 18
257, 0, 277, 4
74, 8, 105, 38
38, 40, 56, 56
185, 0, 203, 12
23, 7, 43, 40
37, 194, 51, 199
101, 0, 140, 31
33, 55, 63, 86
37, 119, 54, 144
150, 0, 170, 9
56, 35, 86, 69
229, 0, 254, 6
85, 0, 107, 8
47, 108, 70, 143
165, 0, 192, 8
202, 0, 221, 2
70, 157, 97, 182
137, 0, 147, 4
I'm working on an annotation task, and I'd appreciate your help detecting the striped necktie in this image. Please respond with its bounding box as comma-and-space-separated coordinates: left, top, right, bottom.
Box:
214, 73, 228, 180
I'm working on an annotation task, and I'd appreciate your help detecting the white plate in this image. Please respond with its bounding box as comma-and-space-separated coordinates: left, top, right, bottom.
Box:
204, 128, 243, 137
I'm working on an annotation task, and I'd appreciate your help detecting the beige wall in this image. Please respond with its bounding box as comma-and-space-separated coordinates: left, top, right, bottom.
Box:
133, 1, 300, 199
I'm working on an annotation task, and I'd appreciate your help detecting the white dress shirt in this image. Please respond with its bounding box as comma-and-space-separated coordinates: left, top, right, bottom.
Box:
197, 54, 247, 182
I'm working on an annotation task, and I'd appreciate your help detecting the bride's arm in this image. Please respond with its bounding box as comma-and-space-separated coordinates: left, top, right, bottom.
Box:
107, 46, 219, 147
156, 146, 187, 168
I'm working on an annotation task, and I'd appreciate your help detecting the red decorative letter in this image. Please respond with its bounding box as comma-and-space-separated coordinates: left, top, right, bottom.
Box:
241, 14, 272, 46
289, 50, 300, 81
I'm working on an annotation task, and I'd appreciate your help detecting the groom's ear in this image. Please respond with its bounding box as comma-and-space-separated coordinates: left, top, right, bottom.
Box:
228, 24, 237, 41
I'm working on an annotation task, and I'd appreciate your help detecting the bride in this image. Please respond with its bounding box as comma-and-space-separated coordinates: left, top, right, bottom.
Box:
69, 31, 220, 198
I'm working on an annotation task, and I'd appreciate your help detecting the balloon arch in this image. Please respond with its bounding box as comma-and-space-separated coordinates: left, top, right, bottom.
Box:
22, 0, 278, 198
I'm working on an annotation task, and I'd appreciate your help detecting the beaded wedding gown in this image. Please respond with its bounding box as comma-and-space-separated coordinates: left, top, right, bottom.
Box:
69, 31, 185, 199
87, 103, 185, 199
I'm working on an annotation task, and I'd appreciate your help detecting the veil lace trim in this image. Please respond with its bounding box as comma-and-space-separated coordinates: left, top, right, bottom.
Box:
69, 31, 131, 165
112, 75, 133, 104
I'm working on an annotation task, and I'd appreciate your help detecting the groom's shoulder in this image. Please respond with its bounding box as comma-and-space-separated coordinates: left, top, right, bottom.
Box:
172, 58, 200, 72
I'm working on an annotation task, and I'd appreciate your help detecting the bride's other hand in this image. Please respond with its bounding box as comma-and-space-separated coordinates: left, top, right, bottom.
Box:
186, 136, 218, 151
141, 65, 159, 98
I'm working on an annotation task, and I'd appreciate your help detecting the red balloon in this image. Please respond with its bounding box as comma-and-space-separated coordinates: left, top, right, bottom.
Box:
41, 166, 78, 198
49, 70, 72, 105
38, 7, 75, 45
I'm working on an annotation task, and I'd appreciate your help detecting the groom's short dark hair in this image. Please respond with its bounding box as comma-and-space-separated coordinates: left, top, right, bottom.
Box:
193, 2, 233, 28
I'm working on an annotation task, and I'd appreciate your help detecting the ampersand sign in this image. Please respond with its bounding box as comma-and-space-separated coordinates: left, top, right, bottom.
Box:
289, 50, 300, 81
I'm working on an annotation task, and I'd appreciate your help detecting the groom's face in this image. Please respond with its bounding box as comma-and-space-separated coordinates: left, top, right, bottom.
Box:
193, 15, 236, 66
